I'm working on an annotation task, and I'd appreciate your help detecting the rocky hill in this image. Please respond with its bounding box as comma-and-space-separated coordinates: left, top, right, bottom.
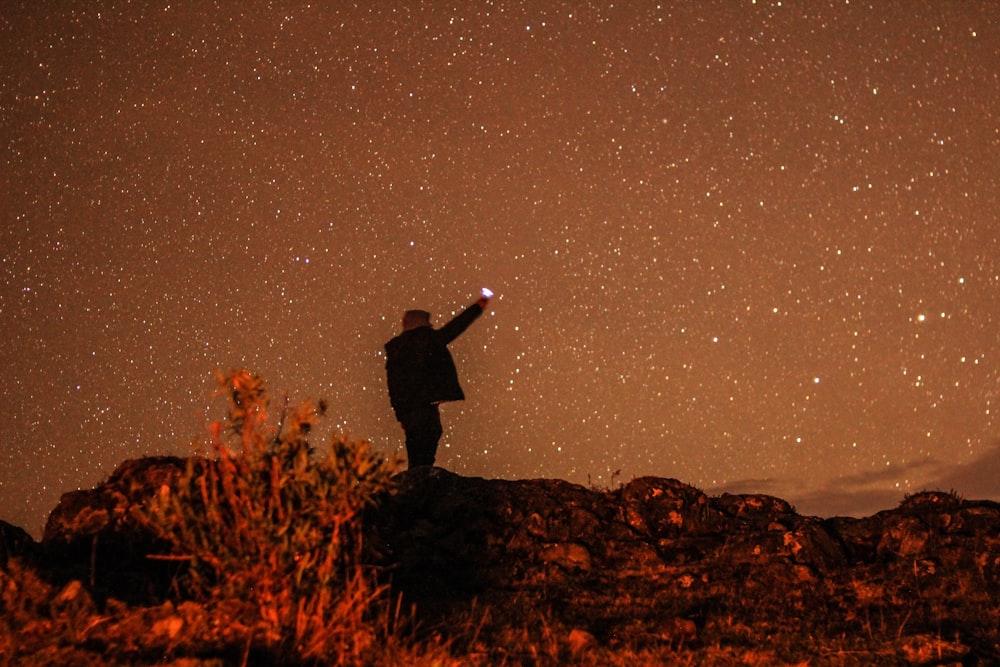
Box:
4, 458, 1000, 665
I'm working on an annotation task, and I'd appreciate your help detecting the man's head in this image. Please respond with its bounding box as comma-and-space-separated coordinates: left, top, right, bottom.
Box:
402, 309, 431, 331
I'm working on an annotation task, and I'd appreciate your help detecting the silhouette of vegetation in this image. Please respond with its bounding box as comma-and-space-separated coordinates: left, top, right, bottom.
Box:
138, 369, 398, 664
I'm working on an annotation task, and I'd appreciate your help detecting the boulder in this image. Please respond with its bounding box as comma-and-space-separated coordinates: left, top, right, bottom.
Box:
40, 456, 186, 601
1, 520, 39, 566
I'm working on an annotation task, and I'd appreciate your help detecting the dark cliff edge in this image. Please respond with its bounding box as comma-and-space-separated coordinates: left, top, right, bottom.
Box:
4, 458, 1000, 665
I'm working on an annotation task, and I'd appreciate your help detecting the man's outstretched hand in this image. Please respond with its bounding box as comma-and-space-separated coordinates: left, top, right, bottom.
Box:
477, 287, 493, 309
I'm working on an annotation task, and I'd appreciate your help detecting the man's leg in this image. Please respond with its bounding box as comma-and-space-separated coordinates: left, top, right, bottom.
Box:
402, 404, 443, 467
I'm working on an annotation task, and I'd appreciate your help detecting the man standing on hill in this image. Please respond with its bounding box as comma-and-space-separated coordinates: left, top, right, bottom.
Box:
384, 290, 492, 468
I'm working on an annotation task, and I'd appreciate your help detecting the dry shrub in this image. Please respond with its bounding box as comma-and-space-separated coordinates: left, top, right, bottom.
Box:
138, 370, 398, 665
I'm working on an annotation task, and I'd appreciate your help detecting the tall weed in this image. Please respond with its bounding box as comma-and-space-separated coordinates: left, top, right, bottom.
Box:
139, 370, 397, 664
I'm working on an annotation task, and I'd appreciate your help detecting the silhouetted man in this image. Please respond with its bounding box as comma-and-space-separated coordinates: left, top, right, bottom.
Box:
384, 291, 491, 467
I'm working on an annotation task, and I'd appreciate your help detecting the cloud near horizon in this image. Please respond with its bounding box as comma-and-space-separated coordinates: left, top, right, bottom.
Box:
710, 443, 1000, 518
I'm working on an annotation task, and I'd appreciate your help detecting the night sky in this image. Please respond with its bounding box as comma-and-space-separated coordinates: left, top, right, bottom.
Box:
3, 2, 998, 538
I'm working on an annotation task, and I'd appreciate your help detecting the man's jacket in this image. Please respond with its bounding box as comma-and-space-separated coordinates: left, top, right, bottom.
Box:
384, 303, 483, 419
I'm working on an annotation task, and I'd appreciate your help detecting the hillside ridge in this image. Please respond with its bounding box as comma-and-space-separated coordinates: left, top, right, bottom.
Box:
4, 457, 1000, 665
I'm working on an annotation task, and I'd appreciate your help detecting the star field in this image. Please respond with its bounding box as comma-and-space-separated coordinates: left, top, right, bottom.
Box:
2, 1, 998, 537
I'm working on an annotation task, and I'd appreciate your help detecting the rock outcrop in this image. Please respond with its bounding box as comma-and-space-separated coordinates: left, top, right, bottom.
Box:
6, 458, 1000, 664
40, 456, 187, 601
367, 467, 1000, 661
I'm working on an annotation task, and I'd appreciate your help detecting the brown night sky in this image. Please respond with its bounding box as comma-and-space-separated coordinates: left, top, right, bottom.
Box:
2, 1, 998, 536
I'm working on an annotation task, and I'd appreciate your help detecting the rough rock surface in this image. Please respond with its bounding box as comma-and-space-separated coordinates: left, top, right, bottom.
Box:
40, 456, 187, 601
7, 459, 1000, 664
0, 520, 37, 566
367, 467, 1000, 660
